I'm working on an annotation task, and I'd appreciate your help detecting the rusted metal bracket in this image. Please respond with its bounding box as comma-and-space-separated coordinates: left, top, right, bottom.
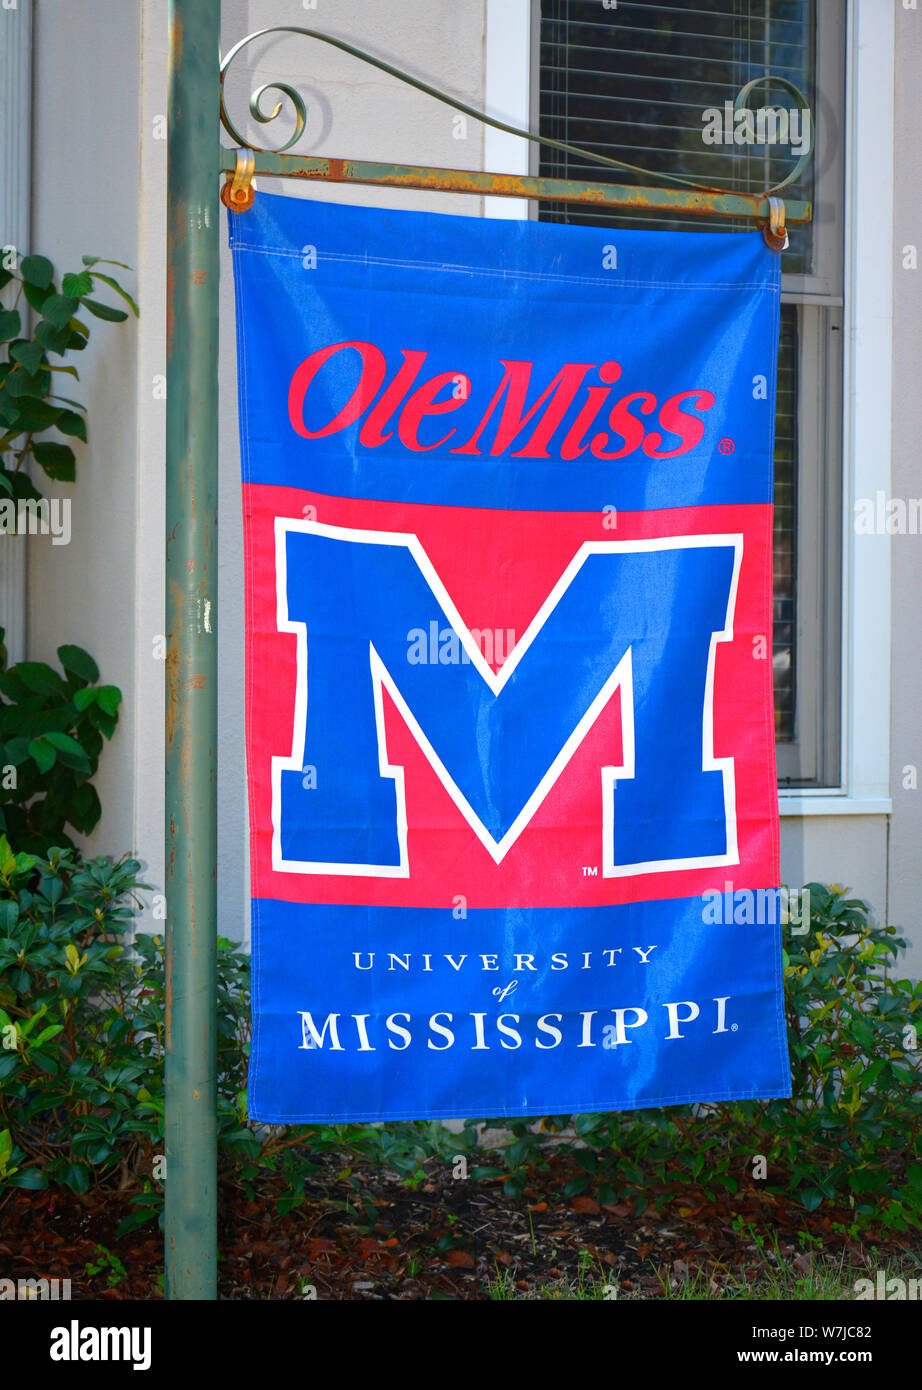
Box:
220, 147, 255, 212
217, 147, 810, 227
764, 197, 790, 251
218, 26, 813, 246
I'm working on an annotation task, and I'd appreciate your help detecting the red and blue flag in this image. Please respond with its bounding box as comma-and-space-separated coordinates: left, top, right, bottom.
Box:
229, 192, 790, 1121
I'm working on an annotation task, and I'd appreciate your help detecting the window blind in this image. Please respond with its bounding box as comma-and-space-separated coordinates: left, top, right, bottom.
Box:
538, 0, 818, 750
538, 0, 816, 274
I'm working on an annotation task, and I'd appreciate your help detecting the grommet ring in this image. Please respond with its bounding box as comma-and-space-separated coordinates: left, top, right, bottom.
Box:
763, 196, 789, 251
220, 148, 256, 211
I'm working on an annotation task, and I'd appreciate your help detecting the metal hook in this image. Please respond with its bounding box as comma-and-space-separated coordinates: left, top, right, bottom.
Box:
220, 148, 256, 211
764, 196, 789, 251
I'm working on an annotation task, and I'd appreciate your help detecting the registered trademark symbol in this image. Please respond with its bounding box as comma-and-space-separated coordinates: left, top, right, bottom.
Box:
719, 437, 735, 454
731, 1022, 738, 1031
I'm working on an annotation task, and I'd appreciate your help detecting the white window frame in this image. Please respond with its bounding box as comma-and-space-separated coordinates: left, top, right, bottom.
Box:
484, 0, 893, 819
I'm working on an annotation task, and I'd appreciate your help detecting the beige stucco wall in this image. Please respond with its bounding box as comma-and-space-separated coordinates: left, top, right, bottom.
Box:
27, 0, 141, 859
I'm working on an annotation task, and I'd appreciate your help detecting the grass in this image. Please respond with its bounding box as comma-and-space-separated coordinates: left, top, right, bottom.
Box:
485, 1248, 922, 1301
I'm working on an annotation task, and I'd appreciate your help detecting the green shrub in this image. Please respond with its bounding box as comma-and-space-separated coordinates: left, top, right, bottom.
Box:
1, 853, 918, 1237
0, 842, 463, 1233
0, 634, 121, 853
0, 842, 155, 1198
489, 884, 922, 1232
0, 251, 137, 504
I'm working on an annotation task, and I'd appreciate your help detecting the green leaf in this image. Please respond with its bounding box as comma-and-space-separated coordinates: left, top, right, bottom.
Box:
4, 366, 45, 399
73, 687, 97, 711
563, 1175, 590, 1198
20, 255, 54, 290
32, 441, 75, 482
61, 271, 93, 298
33, 320, 72, 356
95, 685, 122, 716
40, 294, 81, 330
22, 281, 52, 313
33, 1023, 64, 1048
27, 736, 56, 775
82, 298, 128, 323
82, 255, 132, 269
88, 272, 139, 316
44, 731, 90, 760
53, 408, 86, 442
68, 782, 101, 833
0, 309, 22, 342
61, 1162, 91, 1195
12, 661, 63, 696
58, 645, 99, 684
84, 1140, 114, 1166
5, 470, 41, 501
9, 1169, 48, 1190
8, 396, 60, 432
9, 340, 45, 376
117, 1207, 160, 1238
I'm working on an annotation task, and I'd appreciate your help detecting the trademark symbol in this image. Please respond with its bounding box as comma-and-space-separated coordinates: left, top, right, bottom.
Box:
718, 438, 735, 454
582, 865, 599, 877
731, 1022, 738, 1031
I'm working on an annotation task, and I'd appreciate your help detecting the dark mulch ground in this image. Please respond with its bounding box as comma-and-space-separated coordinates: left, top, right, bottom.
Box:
0, 1150, 911, 1300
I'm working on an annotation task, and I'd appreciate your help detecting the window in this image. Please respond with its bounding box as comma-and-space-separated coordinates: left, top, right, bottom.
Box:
535, 0, 845, 786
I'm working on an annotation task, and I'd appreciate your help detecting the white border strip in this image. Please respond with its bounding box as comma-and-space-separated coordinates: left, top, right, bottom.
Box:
840, 0, 893, 804
272, 520, 742, 878
779, 796, 892, 817
483, 0, 531, 219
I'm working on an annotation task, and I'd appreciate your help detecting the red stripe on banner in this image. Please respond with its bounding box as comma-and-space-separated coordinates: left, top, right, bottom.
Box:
242, 483, 779, 909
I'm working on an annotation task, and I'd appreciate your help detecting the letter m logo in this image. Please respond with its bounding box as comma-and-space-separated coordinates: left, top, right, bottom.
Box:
272, 519, 742, 878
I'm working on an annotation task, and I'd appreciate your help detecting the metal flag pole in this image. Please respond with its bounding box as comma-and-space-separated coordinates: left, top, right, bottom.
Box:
164, 16, 813, 1300
165, 0, 220, 1301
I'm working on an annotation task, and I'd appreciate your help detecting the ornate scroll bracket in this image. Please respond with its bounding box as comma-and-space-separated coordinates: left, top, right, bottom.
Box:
219, 26, 813, 244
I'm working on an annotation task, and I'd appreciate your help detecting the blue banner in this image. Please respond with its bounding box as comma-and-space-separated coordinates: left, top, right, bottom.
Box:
229, 191, 790, 1122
